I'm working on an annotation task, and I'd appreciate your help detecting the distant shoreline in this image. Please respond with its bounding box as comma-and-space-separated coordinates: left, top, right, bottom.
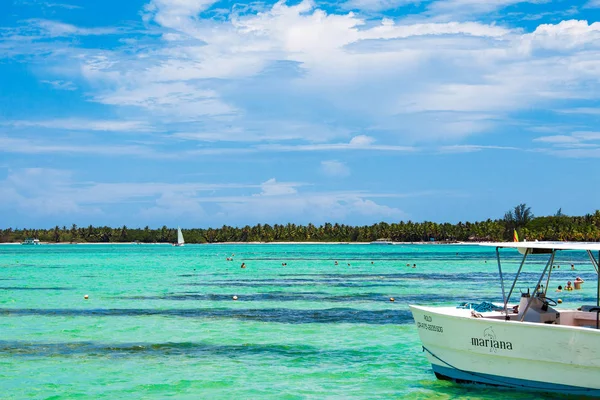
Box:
1, 241, 479, 245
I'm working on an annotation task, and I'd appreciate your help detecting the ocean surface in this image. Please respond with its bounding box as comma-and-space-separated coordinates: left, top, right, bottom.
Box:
1, 243, 597, 399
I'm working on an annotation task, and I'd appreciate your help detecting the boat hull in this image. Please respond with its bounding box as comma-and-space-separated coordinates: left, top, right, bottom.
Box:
410, 305, 600, 397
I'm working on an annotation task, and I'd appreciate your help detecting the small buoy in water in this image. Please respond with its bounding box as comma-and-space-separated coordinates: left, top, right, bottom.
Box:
232, 295, 238, 300
84, 294, 89, 300
558, 299, 562, 304
390, 297, 395, 302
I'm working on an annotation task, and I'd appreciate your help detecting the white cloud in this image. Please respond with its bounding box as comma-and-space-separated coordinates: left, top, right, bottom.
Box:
533, 135, 579, 144
28, 19, 119, 37
0, 169, 409, 225
0, 168, 263, 218
584, 0, 600, 9
426, 0, 540, 19
258, 178, 300, 196
573, 131, 600, 141
437, 144, 520, 153
66, 0, 521, 143
532, 130, 600, 158
144, 0, 219, 33
92, 83, 236, 118
349, 135, 375, 146
554, 107, 600, 115
172, 122, 350, 143
138, 191, 207, 220
321, 160, 350, 177
534, 131, 600, 151
522, 20, 600, 51
45, 3, 82, 9
0, 168, 93, 215
215, 191, 408, 224
256, 142, 415, 152
359, 20, 512, 40
41, 79, 77, 90
0, 136, 165, 158
17, 1, 82, 9
541, 147, 600, 158
342, 0, 417, 12
6, 0, 600, 151
4, 119, 152, 132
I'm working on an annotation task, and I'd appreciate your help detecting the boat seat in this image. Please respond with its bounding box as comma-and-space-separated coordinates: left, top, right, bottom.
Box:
573, 307, 600, 328
579, 305, 600, 312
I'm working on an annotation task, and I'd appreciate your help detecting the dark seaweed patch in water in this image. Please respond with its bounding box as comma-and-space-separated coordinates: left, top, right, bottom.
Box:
0, 340, 382, 361
239, 253, 499, 262
184, 282, 404, 288
0, 307, 412, 324
248, 271, 570, 284
123, 292, 462, 304
0, 286, 72, 291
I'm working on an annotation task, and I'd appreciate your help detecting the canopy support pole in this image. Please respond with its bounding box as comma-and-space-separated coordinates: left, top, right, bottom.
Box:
544, 258, 553, 297
505, 250, 528, 310
520, 250, 555, 323
496, 247, 509, 320
586, 250, 599, 274
585, 250, 600, 329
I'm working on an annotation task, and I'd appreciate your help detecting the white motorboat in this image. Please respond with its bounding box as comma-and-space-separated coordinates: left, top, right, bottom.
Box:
173, 227, 185, 247
410, 241, 600, 397
21, 238, 40, 245
370, 239, 393, 245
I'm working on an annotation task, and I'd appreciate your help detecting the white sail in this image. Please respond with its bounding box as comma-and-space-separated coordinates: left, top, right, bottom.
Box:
177, 227, 185, 245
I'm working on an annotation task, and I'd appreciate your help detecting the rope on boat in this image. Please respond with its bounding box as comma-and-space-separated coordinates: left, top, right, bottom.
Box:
456, 301, 504, 313
421, 346, 597, 394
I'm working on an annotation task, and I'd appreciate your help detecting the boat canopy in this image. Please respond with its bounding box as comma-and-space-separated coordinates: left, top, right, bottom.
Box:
480, 241, 600, 324
481, 242, 600, 252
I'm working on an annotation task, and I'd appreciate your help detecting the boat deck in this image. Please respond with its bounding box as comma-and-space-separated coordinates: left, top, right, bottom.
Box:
418, 305, 600, 329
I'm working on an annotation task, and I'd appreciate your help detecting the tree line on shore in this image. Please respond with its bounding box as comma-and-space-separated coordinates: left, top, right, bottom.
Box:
2, 205, 600, 244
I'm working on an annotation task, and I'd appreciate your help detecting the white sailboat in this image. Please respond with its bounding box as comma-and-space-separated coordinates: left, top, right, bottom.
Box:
173, 227, 185, 247
410, 241, 600, 397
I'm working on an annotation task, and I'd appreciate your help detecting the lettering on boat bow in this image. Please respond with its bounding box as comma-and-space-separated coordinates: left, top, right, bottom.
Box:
417, 314, 444, 333
471, 327, 513, 352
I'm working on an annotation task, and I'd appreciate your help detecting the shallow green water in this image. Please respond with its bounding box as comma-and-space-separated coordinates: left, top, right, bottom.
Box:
1, 243, 595, 399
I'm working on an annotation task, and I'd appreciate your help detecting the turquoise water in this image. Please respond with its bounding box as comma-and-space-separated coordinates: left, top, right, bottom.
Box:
1, 243, 596, 399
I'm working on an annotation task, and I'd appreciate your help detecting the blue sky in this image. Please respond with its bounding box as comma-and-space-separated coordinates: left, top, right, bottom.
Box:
1, 0, 600, 228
